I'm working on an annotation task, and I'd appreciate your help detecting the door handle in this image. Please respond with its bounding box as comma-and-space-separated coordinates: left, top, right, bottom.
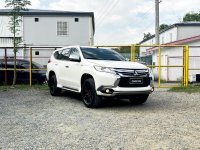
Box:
65, 66, 69, 68
55, 64, 58, 66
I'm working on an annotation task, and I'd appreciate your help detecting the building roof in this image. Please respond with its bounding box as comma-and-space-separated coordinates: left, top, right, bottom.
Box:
146, 34, 200, 54
0, 9, 95, 33
140, 22, 200, 44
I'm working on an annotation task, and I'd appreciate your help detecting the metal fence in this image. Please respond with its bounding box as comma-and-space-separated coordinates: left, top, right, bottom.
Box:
0, 46, 60, 86
1, 45, 199, 88
97, 45, 190, 88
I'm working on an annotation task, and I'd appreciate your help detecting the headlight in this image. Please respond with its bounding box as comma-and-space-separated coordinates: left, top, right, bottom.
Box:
94, 66, 116, 74
148, 68, 154, 80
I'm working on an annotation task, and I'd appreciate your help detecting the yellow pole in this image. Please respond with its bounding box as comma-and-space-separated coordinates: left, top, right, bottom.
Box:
131, 45, 135, 62
185, 45, 189, 87
158, 46, 161, 88
29, 47, 32, 87
183, 46, 186, 87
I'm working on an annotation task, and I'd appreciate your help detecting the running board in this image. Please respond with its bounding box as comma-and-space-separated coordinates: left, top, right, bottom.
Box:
62, 86, 79, 92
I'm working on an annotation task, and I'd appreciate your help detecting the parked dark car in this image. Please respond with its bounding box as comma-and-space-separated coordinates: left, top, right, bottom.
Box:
0, 59, 46, 85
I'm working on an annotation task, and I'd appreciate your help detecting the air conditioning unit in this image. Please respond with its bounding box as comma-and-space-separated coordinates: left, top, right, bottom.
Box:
189, 74, 200, 83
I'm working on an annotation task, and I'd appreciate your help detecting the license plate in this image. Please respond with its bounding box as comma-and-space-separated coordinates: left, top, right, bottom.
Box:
129, 78, 143, 84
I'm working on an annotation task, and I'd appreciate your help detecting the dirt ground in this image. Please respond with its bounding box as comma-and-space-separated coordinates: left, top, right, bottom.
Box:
0, 88, 199, 149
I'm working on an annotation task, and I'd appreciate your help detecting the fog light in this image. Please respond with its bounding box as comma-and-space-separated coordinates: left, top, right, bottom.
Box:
101, 88, 114, 94
106, 89, 110, 93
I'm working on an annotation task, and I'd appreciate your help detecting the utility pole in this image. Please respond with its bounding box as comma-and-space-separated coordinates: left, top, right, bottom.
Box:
155, 0, 160, 44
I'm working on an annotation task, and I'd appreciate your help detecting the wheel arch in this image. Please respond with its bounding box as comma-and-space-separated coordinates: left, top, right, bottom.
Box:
48, 71, 56, 80
81, 73, 94, 87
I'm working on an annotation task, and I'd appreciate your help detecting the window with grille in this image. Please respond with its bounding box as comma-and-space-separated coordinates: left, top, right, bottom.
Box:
57, 21, 68, 36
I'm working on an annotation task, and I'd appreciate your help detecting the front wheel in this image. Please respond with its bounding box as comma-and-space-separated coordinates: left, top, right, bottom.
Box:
81, 78, 101, 108
129, 94, 149, 105
48, 75, 61, 96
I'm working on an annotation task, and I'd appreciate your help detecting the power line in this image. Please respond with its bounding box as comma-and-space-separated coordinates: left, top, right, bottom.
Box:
95, 0, 113, 20
96, 0, 120, 28
98, 5, 155, 44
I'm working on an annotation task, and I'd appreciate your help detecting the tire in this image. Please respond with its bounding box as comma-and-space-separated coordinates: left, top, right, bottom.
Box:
129, 94, 149, 105
48, 75, 61, 96
81, 78, 101, 108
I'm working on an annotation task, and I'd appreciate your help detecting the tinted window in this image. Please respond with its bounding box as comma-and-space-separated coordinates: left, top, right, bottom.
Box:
61, 49, 71, 60
54, 51, 62, 60
20, 62, 29, 69
69, 48, 80, 59
32, 62, 43, 69
81, 47, 125, 61
54, 48, 70, 60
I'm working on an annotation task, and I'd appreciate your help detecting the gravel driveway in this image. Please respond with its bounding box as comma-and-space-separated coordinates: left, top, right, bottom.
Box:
0, 88, 199, 149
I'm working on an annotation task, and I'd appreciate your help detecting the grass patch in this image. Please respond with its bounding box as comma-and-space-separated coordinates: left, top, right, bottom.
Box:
169, 84, 200, 93
0, 84, 48, 91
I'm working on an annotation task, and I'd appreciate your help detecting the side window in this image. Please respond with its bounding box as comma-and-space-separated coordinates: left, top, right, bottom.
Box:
0, 62, 2, 68
6, 62, 14, 69
69, 48, 80, 60
61, 48, 71, 60
20, 62, 29, 69
54, 49, 71, 60
54, 50, 63, 60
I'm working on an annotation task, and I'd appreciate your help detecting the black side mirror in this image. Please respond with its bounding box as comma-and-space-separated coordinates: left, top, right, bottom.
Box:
69, 55, 81, 62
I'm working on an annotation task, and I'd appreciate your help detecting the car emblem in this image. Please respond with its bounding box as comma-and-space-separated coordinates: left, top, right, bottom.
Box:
134, 71, 138, 76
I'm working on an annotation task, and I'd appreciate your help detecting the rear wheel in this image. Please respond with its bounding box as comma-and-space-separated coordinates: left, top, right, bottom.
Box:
48, 75, 61, 96
81, 78, 101, 108
129, 94, 149, 105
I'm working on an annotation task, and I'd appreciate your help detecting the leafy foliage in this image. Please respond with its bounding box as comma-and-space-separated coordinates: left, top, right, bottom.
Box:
183, 12, 200, 22
5, 0, 31, 87
159, 24, 169, 31
113, 46, 140, 58
143, 32, 153, 41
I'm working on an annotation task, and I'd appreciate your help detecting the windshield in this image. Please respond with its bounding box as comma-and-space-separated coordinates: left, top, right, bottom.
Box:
81, 47, 126, 61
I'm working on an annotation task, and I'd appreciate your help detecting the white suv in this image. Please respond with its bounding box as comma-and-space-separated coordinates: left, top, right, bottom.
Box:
46, 46, 154, 108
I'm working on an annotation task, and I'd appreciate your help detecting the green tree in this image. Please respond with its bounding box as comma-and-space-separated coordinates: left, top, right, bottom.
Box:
143, 32, 153, 41
159, 24, 169, 31
113, 46, 140, 60
5, 0, 31, 87
183, 12, 200, 22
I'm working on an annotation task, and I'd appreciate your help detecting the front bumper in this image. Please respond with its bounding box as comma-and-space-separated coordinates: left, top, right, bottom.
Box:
94, 70, 154, 97
97, 85, 154, 96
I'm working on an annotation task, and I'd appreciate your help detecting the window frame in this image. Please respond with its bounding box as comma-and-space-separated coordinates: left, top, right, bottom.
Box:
57, 21, 68, 36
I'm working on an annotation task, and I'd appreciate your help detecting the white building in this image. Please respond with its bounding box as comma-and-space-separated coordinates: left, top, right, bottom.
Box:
140, 22, 200, 81
0, 9, 95, 65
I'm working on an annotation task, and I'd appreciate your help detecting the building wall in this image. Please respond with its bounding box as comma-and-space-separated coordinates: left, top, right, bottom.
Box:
0, 14, 94, 65
23, 16, 93, 46
23, 48, 58, 66
159, 27, 178, 44
140, 27, 178, 57
0, 16, 23, 37
178, 26, 200, 40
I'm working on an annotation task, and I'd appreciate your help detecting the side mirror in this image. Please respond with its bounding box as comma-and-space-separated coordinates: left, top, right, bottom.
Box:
69, 55, 81, 62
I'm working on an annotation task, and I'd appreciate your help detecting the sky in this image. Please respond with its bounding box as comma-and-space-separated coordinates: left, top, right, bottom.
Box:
0, 0, 200, 45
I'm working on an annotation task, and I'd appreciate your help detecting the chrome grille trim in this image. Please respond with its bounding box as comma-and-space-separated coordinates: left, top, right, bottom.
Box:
112, 68, 149, 77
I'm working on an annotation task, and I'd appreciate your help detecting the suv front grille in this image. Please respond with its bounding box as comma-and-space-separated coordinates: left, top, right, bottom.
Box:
112, 68, 150, 87
113, 68, 149, 77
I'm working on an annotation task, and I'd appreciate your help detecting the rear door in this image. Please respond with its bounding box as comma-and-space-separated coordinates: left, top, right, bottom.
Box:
56, 48, 71, 86
62, 48, 82, 90
59, 48, 81, 91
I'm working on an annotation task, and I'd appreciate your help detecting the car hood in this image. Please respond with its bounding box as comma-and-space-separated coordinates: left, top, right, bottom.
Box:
86, 60, 148, 69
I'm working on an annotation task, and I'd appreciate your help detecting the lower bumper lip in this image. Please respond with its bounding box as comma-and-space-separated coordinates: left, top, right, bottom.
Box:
97, 86, 154, 96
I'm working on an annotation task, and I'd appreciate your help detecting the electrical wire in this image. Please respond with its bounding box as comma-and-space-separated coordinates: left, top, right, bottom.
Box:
96, 0, 120, 28
98, 4, 155, 44
95, 0, 113, 20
